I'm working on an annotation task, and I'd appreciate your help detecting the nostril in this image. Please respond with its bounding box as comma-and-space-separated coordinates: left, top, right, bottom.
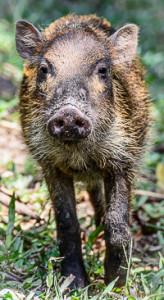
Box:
55, 119, 64, 128
75, 119, 85, 128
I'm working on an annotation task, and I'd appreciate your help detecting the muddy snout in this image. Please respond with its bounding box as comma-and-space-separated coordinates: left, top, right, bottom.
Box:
47, 106, 92, 140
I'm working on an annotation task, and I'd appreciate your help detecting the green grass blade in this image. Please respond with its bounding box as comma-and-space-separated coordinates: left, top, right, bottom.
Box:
124, 239, 133, 296
99, 277, 119, 299
86, 225, 103, 255
6, 192, 16, 249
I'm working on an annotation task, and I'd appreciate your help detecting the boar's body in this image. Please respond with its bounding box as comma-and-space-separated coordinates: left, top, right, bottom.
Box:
16, 14, 150, 288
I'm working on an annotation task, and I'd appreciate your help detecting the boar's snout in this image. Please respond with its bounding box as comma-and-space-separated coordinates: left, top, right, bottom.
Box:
47, 106, 92, 141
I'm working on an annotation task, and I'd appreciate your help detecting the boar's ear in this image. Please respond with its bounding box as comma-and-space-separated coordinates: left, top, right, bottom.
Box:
110, 24, 138, 65
15, 20, 43, 60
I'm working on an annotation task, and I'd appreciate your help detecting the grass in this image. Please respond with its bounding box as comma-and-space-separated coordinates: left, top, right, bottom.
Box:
0, 191, 163, 299
0, 1, 164, 298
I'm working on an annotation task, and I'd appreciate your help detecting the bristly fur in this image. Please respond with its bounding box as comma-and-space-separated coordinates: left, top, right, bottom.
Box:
17, 14, 150, 288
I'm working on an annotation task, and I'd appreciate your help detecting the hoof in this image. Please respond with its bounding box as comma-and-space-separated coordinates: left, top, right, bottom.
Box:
61, 260, 89, 290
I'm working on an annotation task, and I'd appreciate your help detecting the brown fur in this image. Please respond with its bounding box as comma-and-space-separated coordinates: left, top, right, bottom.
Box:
16, 14, 150, 289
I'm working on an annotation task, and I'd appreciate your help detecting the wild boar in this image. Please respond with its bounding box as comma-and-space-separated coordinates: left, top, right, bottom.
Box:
15, 14, 150, 289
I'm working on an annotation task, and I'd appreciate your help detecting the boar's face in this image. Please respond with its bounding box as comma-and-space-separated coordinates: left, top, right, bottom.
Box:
39, 32, 113, 141
16, 19, 138, 144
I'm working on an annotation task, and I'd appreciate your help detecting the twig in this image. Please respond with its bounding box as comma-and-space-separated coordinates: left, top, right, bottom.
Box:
142, 293, 164, 300
153, 144, 164, 153
133, 189, 164, 200
0, 270, 23, 283
102, 291, 124, 299
0, 190, 40, 220
140, 172, 156, 183
0, 119, 20, 130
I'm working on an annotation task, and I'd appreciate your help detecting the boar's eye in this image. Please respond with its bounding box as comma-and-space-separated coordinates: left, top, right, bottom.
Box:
98, 67, 108, 79
38, 63, 49, 77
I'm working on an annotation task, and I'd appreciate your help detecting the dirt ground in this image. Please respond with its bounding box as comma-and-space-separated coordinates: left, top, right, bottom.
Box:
0, 119, 27, 172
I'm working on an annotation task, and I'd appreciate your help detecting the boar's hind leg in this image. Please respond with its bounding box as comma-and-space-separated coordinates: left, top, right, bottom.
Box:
45, 169, 89, 289
87, 182, 105, 227
104, 172, 131, 287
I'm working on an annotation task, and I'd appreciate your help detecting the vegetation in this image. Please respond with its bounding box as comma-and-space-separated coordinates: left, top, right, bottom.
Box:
0, 0, 164, 299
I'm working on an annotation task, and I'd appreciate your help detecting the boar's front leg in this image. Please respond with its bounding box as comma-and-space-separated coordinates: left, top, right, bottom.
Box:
104, 171, 131, 287
44, 169, 88, 289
